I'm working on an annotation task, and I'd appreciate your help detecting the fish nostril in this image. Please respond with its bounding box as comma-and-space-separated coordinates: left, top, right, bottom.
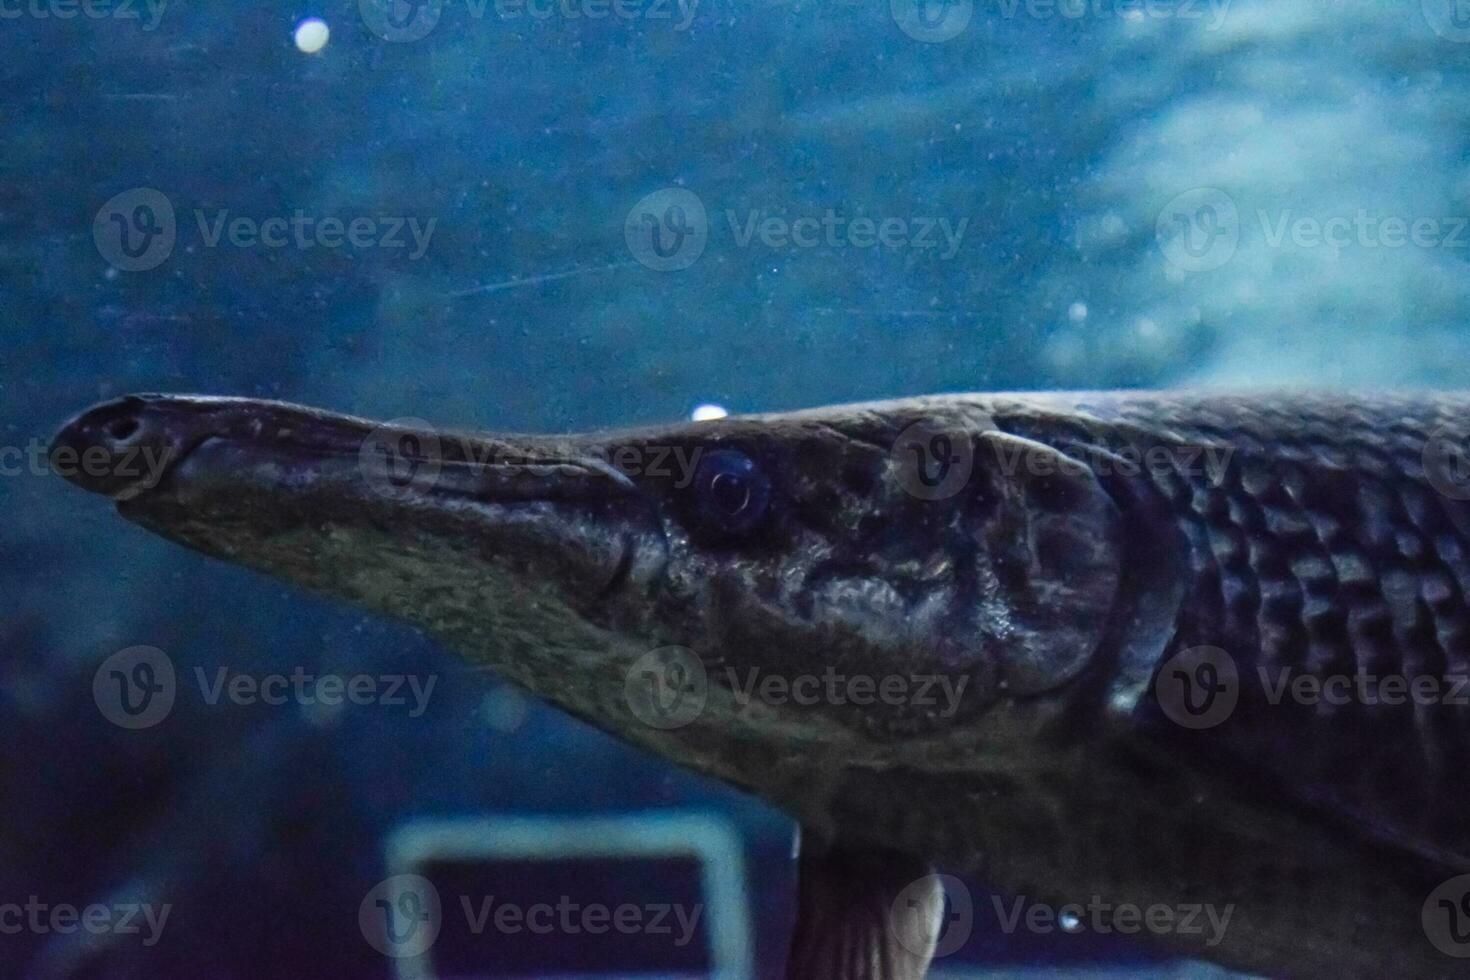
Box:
51, 396, 189, 498
105, 417, 141, 443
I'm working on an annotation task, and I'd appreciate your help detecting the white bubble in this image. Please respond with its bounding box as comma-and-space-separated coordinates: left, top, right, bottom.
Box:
301, 677, 346, 729
480, 686, 529, 734
1067, 301, 1088, 324
294, 18, 330, 54
691, 403, 728, 422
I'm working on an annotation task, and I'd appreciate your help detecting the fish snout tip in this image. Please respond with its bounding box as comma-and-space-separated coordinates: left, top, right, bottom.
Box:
51, 394, 185, 499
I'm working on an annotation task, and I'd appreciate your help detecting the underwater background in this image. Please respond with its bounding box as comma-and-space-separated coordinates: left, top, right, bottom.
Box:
5, 0, 1470, 976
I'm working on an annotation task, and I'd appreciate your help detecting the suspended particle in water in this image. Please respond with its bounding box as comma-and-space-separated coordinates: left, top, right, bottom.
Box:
294, 18, 330, 54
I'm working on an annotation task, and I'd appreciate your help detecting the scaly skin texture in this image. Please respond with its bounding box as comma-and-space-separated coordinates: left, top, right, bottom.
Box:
835, 392, 1470, 979
51, 391, 1470, 979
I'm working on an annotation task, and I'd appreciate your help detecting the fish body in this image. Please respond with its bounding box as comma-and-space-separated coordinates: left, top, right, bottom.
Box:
51, 391, 1470, 978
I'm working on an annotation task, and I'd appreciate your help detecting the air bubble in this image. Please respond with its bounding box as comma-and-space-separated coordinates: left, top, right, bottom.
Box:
294, 18, 330, 54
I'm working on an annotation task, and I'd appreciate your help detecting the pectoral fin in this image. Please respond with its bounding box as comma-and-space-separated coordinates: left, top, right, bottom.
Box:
785, 837, 943, 980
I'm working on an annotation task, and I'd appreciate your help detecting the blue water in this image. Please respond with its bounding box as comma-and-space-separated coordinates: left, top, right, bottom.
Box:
4, 1, 1469, 976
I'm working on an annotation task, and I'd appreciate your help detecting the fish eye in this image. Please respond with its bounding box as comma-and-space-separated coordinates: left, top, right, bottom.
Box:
689, 449, 770, 537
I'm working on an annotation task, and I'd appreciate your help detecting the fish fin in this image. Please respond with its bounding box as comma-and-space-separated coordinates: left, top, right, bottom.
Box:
784, 838, 942, 980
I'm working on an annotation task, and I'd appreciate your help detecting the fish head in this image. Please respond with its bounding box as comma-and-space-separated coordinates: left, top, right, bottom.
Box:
52, 394, 1126, 800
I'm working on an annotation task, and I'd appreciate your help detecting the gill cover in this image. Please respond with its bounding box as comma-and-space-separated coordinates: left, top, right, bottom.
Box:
968, 430, 1125, 697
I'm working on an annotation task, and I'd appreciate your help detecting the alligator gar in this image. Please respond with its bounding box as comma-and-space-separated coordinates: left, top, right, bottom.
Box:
51, 390, 1470, 979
